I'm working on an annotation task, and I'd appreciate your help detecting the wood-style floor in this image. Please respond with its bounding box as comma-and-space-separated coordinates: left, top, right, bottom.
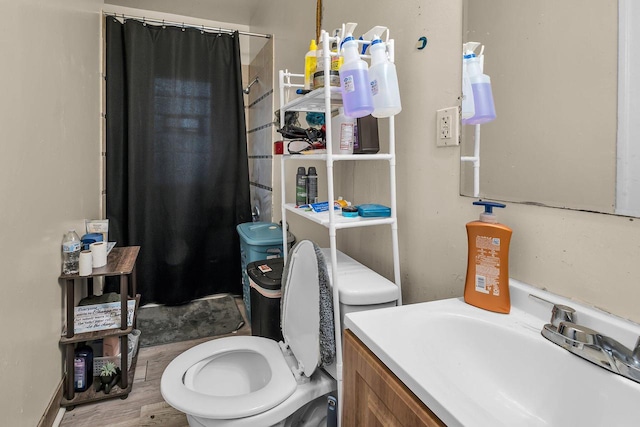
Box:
60, 297, 251, 427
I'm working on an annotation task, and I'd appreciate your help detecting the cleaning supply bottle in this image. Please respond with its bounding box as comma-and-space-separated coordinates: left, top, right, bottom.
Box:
338, 23, 374, 118
306, 167, 318, 204
304, 40, 317, 90
296, 167, 307, 206
464, 201, 512, 313
368, 36, 402, 118
330, 31, 343, 71
462, 42, 496, 125
74, 342, 93, 392
461, 42, 479, 122
331, 107, 355, 154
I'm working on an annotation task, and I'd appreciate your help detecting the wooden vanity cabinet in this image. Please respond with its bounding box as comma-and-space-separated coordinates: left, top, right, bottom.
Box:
342, 330, 445, 427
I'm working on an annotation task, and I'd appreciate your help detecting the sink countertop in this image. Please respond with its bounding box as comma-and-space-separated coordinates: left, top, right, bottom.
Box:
344, 279, 640, 427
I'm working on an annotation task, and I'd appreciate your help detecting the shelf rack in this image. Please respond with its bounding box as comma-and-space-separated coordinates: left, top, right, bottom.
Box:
59, 246, 141, 408
278, 28, 401, 425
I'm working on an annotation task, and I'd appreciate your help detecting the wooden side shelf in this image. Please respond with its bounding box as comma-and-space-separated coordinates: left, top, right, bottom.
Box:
59, 246, 141, 407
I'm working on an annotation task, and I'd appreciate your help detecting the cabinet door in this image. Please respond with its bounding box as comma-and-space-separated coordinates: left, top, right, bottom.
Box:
342, 330, 445, 427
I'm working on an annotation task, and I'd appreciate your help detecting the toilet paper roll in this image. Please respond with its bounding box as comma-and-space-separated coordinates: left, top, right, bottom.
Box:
79, 250, 93, 276
90, 242, 107, 268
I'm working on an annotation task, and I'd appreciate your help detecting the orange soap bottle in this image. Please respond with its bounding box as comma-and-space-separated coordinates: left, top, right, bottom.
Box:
464, 201, 512, 313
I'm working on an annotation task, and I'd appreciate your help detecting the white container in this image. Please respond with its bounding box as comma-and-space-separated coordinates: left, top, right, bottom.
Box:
368, 38, 402, 118
331, 107, 355, 155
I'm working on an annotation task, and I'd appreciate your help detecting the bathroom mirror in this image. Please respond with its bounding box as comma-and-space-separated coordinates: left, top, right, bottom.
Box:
460, 0, 638, 216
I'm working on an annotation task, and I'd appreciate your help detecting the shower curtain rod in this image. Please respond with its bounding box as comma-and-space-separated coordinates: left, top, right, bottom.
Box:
103, 12, 271, 39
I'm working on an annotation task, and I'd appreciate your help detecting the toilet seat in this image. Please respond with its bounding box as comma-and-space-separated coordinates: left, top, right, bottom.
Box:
161, 335, 297, 419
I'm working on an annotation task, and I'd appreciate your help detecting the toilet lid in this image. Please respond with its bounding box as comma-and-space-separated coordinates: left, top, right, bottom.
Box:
281, 240, 321, 378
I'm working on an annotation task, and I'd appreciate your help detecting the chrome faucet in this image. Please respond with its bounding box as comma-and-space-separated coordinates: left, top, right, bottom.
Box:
541, 303, 640, 384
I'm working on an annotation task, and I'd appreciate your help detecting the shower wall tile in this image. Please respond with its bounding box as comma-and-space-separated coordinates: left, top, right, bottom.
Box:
247, 37, 274, 222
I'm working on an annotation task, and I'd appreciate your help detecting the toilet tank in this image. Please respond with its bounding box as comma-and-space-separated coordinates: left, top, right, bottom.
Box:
320, 248, 399, 329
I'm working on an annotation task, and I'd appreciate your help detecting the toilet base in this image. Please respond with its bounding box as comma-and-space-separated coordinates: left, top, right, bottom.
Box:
184, 368, 336, 427
188, 393, 331, 427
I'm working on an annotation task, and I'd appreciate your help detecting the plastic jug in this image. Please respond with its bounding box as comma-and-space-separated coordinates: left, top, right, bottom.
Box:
368, 37, 401, 117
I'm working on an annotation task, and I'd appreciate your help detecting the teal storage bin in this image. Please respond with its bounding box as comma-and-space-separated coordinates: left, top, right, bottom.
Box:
236, 222, 294, 321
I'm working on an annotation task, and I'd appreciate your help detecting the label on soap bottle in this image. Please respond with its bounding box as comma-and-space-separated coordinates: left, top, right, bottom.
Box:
474, 235, 501, 296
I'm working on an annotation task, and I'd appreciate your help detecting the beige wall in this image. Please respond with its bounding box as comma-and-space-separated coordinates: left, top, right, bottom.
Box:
0, 0, 102, 425
253, 0, 640, 323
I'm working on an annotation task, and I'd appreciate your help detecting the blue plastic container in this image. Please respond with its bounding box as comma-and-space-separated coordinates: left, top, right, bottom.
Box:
236, 222, 294, 321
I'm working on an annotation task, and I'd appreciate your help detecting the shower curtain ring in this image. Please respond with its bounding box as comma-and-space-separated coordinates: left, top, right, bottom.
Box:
201, 25, 205, 34
162, 19, 166, 29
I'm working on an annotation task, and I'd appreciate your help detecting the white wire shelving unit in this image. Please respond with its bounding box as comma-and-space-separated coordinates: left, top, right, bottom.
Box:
279, 28, 401, 426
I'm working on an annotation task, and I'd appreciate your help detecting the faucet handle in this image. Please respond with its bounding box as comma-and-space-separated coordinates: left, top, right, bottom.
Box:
550, 304, 576, 328
634, 337, 640, 360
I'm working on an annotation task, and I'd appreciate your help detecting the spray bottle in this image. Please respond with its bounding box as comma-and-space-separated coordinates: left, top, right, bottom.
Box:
305, 40, 318, 90
338, 23, 374, 118
461, 42, 479, 122
306, 167, 318, 204
464, 201, 511, 313
296, 167, 307, 206
366, 27, 401, 118
462, 42, 496, 125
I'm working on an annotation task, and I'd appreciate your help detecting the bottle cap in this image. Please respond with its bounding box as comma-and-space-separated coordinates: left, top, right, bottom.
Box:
340, 35, 355, 50
308, 167, 317, 175
309, 39, 317, 51
297, 166, 306, 174
473, 200, 506, 223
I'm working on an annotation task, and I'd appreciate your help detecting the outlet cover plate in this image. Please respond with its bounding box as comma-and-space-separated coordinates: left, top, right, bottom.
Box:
436, 107, 460, 147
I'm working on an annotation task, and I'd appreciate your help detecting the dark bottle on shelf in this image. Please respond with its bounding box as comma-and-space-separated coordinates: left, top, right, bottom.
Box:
74, 342, 94, 392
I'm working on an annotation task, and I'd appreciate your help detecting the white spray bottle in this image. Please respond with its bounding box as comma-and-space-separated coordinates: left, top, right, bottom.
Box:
364, 26, 402, 118
461, 42, 480, 122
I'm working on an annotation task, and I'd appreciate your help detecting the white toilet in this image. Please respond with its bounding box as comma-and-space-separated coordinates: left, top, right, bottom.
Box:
161, 240, 399, 426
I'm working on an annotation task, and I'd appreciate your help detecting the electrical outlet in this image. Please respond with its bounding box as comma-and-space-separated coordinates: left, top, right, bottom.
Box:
436, 107, 460, 147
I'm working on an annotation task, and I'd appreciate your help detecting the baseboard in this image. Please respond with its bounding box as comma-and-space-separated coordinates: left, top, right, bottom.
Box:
38, 379, 64, 427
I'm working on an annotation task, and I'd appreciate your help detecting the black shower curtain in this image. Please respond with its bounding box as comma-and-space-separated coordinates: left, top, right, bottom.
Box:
105, 18, 251, 305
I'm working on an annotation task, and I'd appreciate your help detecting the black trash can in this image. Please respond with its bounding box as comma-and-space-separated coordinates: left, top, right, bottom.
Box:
247, 258, 284, 342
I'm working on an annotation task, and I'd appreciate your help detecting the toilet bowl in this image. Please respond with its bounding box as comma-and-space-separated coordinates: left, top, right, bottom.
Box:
161, 240, 399, 426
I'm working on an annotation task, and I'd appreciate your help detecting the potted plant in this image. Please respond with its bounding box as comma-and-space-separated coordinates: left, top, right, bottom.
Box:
96, 361, 121, 394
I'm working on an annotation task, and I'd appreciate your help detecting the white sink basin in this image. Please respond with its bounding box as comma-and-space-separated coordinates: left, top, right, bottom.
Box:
345, 280, 640, 426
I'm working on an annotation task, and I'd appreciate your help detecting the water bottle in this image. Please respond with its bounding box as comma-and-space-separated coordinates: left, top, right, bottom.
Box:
296, 167, 307, 206
368, 37, 402, 118
306, 167, 318, 204
339, 34, 374, 118
62, 229, 81, 275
